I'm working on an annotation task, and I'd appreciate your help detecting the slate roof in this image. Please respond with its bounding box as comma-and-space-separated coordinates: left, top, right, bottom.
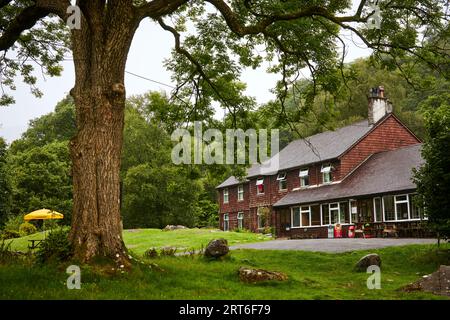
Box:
217, 119, 373, 188
273, 144, 423, 207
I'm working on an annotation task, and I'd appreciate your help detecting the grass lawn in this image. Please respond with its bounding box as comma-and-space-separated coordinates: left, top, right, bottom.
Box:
1, 241, 449, 299
122, 228, 271, 256
6, 228, 271, 255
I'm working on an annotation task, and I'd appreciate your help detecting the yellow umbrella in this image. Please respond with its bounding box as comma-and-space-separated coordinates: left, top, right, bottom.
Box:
24, 209, 64, 221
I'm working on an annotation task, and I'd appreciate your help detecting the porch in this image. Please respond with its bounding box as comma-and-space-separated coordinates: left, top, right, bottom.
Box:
274, 192, 432, 239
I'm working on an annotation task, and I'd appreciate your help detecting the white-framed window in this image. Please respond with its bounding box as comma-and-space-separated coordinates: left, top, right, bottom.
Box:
350, 200, 358, 223
237, 212, 244, 229
321, 202, 350, 225
237, 185, 244, 201
257, 207, 266, 229
395, 194, 409, 220
223, 213, 229, 231
373, 197, 383, 222
321, 163, 332, 184
321, 204, 330, 225
299, 168, 309, 187
223, 188, 229, 203
383, 195, 395, 221
256, 178, 264, 195
329, 203, 339, 224
292, 206, 313, 228
277, 172, 287, 191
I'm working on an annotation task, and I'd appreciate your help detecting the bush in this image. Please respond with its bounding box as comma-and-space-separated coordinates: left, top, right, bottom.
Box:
19, 222, 37, 237
35, 228, 72, 263
144, 248, 158, 258
3, 214, 24, 232
0, 229, 21, 240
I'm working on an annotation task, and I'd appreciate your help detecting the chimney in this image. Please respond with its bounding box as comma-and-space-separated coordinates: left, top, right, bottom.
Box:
368, 86, 393, 125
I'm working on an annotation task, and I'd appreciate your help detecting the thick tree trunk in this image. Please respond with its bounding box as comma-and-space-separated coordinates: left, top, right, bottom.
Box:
67, 3, 137, 266
69, 87, 128, 265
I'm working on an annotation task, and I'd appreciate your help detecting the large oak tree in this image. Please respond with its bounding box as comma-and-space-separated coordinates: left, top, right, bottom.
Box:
0, 0, 448, 265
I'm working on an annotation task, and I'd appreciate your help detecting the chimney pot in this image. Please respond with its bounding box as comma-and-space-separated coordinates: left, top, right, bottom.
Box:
368, 85, 392, 125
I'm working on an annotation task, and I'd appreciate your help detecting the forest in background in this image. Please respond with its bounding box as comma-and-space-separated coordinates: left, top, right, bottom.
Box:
0, 56, 448, 236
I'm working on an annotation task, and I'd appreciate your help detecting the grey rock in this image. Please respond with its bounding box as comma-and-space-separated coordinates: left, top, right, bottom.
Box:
355, 253, 382, 272
204, 239, 229, 258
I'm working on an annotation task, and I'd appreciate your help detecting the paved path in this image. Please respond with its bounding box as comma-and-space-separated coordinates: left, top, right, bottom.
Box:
230, 238, 438, 253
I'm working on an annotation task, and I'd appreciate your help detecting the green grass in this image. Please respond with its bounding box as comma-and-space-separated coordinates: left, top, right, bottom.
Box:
7, 228, 270, 255
1, 243, 449, 299
122, 228, 271, 255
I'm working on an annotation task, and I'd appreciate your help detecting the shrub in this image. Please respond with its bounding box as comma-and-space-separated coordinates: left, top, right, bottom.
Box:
144, 248, 158, 258
3, 214, 24, 232
0, 229, 21, 240
19, 222, 37, 237
35, 228, 72, 263
160, 246, 177, 256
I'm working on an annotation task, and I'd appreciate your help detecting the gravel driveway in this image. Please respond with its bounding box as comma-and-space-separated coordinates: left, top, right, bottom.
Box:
230, 238, 439, 253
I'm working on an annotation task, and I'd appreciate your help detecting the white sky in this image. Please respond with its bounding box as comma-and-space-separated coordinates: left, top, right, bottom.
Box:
0, 2, 371, 143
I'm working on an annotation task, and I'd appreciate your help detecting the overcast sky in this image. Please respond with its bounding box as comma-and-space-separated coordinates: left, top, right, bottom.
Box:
0, 2, 371, 143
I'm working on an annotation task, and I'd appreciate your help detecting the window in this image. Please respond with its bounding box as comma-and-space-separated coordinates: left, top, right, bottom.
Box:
339, 202, 350, 224
311, 205, 321, 226
299, 168, 309, 187
329, 203, 339, 224
374, 198, 382, 222
350, 200, 358, 223
321, 164, 332, 184
321, 204, 330, 225
223, 189, 229, 203
383, 195, 395, 221
237, 212, 244, 229
256, 178, 264, 195
237, 185, 244, 201
395, 195, 409, 220
409, 194, 422, 220
223, 214, 229, 231
291, 206, 310, 227
257, 207, 267, 229
277, 172, 287, 191
301, 206, 311, 227
291, 207, 301, 228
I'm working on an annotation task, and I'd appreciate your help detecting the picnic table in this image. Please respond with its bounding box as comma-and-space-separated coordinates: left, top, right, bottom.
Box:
28, 239, 43, 249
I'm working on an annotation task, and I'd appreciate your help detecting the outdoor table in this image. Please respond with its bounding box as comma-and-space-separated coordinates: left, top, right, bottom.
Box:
28, 239, 43, 249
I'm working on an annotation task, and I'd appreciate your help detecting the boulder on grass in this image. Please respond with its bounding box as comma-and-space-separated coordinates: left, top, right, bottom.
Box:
403, 265, 450, 296
204, 239, 229, 258
355, 253, 382, 272
238, 267, 288, 283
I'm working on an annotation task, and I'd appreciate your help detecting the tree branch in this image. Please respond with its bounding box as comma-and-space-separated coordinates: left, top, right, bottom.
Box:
136, 0, 188, 20
0, 0, 69, 51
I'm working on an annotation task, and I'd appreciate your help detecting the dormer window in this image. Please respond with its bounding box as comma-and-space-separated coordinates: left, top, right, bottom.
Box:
321, 164, 332, 184
223, 188, 229, 203
299, 168, 309, 187
276, 172, 287, 191
256, 178, 265, 195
